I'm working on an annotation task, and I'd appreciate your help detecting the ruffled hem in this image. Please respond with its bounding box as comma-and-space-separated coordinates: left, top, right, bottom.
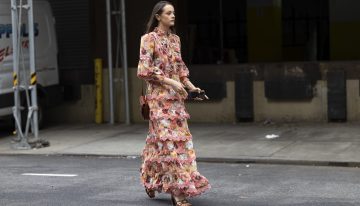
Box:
142, 148, 192, 158
140, 172, 211, 197
150, 112, 190, 121
142, 182, 211, 197
145, 134, 192, 143
146, 94, 187, 101
143, 155, 196, 164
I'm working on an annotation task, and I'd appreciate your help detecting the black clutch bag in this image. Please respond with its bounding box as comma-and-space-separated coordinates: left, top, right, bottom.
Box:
187, 90, 208, 100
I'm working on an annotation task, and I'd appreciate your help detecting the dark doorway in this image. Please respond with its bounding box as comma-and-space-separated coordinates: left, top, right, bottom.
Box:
282, 0, 330, 61
186, 0, 247, 64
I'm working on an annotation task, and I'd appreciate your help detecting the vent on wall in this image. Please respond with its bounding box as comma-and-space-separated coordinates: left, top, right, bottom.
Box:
327, 70, 346, 122
235, 72, 254, 122
265, 77, 313, 100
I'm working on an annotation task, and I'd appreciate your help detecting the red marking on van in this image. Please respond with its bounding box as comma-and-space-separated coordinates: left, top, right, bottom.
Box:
22, 40, 29, 48
0, 46, 12, 63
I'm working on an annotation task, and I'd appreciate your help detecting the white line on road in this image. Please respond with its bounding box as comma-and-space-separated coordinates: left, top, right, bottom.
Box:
21, 173, 78, 177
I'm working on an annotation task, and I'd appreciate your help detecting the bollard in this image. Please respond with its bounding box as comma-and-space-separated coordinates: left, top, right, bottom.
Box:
95, 58, 103, 123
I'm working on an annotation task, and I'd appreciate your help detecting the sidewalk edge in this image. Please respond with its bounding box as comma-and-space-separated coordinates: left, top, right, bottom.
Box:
0, 153, 359, 168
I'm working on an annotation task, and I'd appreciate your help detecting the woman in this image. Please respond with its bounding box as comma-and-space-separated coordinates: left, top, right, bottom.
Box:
137, 1, 211, 206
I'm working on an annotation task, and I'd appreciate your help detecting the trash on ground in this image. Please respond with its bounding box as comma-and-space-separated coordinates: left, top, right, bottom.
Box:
263, 118, 275, 125
266, 134, 279, 139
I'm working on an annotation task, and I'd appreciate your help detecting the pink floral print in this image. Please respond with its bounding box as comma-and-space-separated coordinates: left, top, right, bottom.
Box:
137, 27, 211, 197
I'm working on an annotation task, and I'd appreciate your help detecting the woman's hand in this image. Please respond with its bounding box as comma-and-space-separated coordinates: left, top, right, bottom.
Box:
171, 80, 188, 98
189, 87, 209, 101
189, 87, 201, 93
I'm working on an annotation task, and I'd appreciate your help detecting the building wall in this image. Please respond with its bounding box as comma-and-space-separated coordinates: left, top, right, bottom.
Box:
247, 0, 282, 62
329, 0, 360, 60
46, 64, 360, 124
45, 1, 360, 124
45, 85, 95, 123
253, 80, 328, 122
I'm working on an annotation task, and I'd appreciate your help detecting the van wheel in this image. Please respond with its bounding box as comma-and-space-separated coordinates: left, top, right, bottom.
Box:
21, 97, 46, 130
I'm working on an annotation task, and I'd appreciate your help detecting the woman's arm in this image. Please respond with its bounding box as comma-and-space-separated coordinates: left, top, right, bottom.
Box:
163, 76, 188, 97
175, 36, 210, 101
183, 79, 197, 91
137, 34, 166, 83
175, 35, 200, 92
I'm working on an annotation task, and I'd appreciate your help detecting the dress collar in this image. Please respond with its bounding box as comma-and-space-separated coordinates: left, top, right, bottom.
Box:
154, 27, 171, 36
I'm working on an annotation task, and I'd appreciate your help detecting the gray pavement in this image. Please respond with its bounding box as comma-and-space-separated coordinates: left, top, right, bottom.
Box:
0, 122, 360, 166
0, 155, 360, 206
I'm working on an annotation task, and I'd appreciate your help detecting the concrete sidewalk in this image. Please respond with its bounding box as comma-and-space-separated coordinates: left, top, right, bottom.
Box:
0, 122, 360, 166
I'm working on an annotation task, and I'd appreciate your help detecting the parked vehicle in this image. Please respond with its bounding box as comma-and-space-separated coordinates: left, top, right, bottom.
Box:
0, 0, 61, 128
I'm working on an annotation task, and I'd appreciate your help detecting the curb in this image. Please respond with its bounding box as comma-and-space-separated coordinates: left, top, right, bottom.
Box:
1, 153, 360, 168
196, 157, 360, 168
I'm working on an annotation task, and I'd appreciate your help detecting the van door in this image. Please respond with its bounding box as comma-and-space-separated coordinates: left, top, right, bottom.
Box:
0, 0, 59, 117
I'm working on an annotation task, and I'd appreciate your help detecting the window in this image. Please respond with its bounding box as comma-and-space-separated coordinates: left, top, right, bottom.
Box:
185, 0, 247, 64
282, 0, 330, 61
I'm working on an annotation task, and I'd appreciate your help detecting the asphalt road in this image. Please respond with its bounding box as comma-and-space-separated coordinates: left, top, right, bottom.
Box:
0, 155, 359, 206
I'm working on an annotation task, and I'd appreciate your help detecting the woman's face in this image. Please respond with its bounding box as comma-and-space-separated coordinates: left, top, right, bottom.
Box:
156, 4, 175, 28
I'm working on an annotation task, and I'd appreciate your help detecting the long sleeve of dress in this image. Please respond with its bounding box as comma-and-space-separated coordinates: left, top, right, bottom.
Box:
175, 36, 190, 85
137, 34, 165, 83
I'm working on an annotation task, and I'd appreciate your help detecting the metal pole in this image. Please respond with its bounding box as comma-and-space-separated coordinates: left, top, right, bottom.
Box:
120, 0, 130, 125
10, 0, 49, 149
27, 0, 39, 140
106, 0, 115, 124
219, 0, 224, 64
10, 0, 22, 141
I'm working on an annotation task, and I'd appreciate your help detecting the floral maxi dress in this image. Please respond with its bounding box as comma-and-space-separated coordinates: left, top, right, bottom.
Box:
137, 27, 211, 197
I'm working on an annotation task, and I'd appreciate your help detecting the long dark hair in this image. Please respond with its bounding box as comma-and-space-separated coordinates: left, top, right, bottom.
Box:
145, 1, 176, 34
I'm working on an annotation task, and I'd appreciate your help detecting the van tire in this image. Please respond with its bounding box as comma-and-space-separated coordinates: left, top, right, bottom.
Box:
21, 97, 46, 130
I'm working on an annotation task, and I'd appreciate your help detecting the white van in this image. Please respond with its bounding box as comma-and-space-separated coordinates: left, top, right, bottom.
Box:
0, 0, 60, 127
